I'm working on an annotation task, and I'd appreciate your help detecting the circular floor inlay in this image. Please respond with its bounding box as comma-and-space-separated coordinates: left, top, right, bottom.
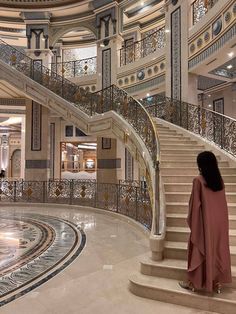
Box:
0, 213, 86, 307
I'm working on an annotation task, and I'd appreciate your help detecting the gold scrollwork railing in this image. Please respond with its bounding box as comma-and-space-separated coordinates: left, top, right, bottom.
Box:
119, 26, 166, 66
143, 94, 236, 157
0, 179, 152, 230
50, 56, 97, 78
192, 0, 219, 25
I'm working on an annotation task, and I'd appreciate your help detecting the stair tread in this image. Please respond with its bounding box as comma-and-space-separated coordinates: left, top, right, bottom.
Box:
165, 241, 236, 254
167, 213, 236, 220
130, 273, 236, 302
166, 226, 236, 235
141, 257, 236, 276
165, 192, 236, 196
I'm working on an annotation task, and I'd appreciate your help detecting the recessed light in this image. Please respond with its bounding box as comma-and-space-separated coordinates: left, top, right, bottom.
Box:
228, 52, 234, 58
141, 1, 144, 5
146, 93, 150, 97
227, 64, 233, 69
208, 104, 212, 108
208, 94, 211, 97
165, 29, 170, 33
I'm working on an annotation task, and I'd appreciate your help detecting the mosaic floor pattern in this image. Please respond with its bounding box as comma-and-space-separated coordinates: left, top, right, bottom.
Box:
0, 213, 86, 307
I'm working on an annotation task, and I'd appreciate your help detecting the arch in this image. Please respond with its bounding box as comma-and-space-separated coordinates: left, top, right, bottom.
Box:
11, 149, 21, 178
50, 22, 97, 47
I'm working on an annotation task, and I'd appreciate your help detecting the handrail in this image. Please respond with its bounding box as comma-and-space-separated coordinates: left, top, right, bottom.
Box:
119, 26, 166, 66
50, 56, 97, 78
0, 39, 161, 235
143, 94, 236, 157
0, 179, 152, 230
192, 0, 219, 25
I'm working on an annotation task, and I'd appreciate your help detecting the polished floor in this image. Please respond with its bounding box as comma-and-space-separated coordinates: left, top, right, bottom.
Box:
0, 205, 217, 314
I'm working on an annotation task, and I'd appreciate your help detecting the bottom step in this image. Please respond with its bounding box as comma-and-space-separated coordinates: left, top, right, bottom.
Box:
129, 273, 236, 314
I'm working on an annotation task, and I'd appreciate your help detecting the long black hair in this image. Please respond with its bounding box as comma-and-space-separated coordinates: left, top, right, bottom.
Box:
197, 151, 223, 192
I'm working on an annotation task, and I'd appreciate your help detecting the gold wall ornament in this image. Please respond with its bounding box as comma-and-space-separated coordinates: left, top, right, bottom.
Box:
201, 113, 207, 131
11, 54, 17, 63
123, 96, 128, 115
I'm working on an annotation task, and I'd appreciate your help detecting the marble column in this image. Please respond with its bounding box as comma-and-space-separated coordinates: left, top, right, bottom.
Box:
95, 4, 123, 183
20, 116, 26, 179
25, 100, 50, 181
165, 0, 198, 104
97, 137, 121, 184
21, 12, 53, 68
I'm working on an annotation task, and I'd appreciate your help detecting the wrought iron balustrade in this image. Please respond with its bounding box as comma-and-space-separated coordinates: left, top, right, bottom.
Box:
192, 0, 219, 25
143, 94, 236, 157
50, 56, 97, 78
120, 27, 166, 66
0, 179, 152, 230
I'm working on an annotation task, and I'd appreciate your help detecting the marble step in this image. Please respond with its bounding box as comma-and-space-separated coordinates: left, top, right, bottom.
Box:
160, 144, 205, 150
161, 167, 236, 176
129, 273, 236, 313
161, 154, 222, 161
160, 149, 207, 155
166, 202, 236, 215
164, 183, 236, 193
140, 257, 236, 289
166, 213, 236, 230
161, 161, 229, 167
166, 226, 236, 246
158, 134, 185, 139
159, 140, 199, 146
164, 241, 236, 265
162, 175, 236, 183
165, 192, 236, 203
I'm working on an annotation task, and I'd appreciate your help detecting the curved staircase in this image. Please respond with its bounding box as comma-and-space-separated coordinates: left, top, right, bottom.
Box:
130, 120, 236, 314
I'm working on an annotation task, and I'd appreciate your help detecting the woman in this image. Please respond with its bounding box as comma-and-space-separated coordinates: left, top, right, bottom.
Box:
179, 151, 232, 293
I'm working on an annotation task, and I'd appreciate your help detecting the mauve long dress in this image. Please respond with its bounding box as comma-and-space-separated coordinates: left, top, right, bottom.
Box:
187, 175, 232, 292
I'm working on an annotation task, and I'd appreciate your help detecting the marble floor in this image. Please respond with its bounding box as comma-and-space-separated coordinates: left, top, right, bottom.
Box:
0, 205, 217, 314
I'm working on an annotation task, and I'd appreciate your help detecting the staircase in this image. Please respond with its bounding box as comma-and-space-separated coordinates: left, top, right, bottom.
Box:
130, 120, 236, 314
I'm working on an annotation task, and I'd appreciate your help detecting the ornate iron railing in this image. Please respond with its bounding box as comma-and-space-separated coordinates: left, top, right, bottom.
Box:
0, 179, 152, 230
120, 26, 166, 66
192, 0, 219, 25
0, 39, 161, 234
50, 57, 97, 78
143, 94, 236, 157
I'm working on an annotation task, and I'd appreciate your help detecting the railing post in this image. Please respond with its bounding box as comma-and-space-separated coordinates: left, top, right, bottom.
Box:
74, 61, 76, 77
13, 180, 17, 202
198, 105, 201, 135
187, 104, 189, 130
69, 180, 74, 205
135, 186, 138, 221
42, 181, 47, 203
155, 161, 160, 235
116, 182, 120, 213
94, 181, 97, 208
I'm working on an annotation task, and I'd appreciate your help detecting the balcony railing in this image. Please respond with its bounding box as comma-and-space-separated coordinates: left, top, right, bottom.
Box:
143, 94, 236, 157
192, 0, 219, 25
50, 56, 97, 79
0, 179, 152, 230
120, 27, 166, 66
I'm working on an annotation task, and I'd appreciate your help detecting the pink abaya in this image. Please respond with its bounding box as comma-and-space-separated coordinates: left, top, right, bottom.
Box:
187, 175, 232, 292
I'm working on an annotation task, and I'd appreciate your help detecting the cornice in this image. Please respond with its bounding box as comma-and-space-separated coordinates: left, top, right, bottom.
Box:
0, 0, 88, 9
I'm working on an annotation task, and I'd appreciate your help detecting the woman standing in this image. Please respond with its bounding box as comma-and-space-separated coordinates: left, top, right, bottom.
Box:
179, 151, 232, 293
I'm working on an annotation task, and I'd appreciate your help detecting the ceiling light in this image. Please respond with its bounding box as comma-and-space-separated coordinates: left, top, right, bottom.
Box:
228, 52, 234, 58
146, 93, 150, 97
208, 104, 212, 108
227, 64, 233, 69
165, 29, 170, 33
208, 94, 211, 97
141, 1, 144, 5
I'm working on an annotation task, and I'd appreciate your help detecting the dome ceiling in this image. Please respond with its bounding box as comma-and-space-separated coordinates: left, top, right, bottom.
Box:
0, 0, 85, 9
